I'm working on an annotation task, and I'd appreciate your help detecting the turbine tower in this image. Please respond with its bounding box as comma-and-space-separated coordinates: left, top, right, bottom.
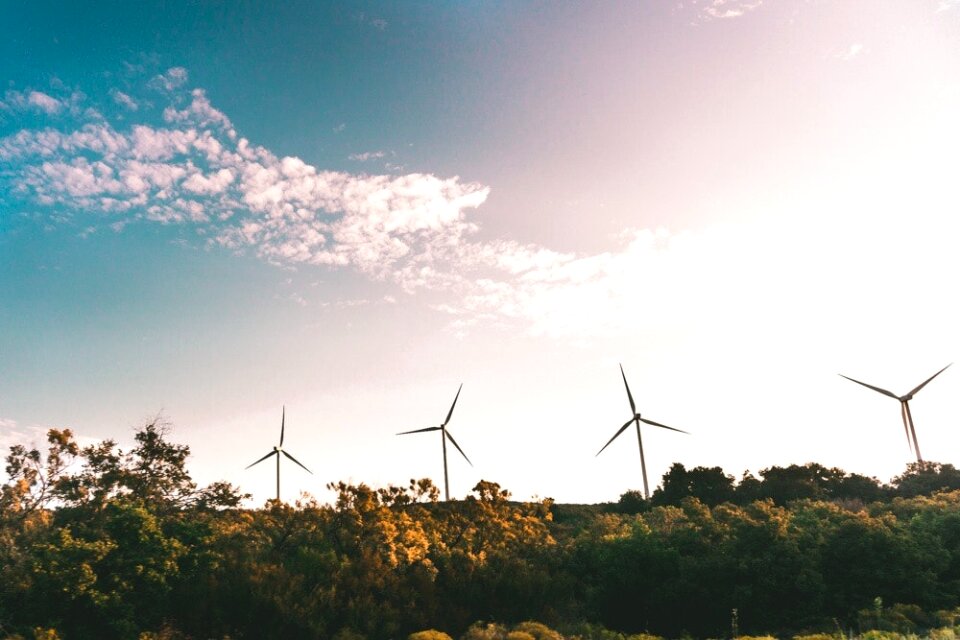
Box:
840, 364, 951, 463
397, 384, 472, 501
245, 406, 313, 502
597, 364, 689, 499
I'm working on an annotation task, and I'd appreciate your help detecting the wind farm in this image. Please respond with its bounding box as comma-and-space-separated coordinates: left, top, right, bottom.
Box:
4, 1, 960, 638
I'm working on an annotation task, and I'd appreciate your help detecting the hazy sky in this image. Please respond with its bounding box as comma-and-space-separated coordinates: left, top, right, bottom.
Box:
2, 1, 960, 505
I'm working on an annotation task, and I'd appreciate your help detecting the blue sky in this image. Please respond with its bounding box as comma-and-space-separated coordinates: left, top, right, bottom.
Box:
3, 1, 960, 504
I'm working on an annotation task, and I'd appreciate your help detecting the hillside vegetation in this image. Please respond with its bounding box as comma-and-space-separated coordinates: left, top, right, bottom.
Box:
4, 422, 960, 640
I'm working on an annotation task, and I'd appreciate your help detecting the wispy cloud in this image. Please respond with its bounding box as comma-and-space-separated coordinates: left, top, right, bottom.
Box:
7, 66, 935, 346
1, 90, 63, 116
28, 91, 63, 114
111, 89, 139, 111
348, 150, 386, 162
0, 417, 100, 480
835, 43, 866, 61
0, 69, 489, 289
0, 72, 699, 340
0, 418, 53, 457
685, 0, 766, 22
148, 67, 189, 92
354, 12, 388, 31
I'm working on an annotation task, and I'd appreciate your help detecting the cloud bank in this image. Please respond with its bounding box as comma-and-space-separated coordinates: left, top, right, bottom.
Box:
0, 73, 497, 290
7, 66, 944, 346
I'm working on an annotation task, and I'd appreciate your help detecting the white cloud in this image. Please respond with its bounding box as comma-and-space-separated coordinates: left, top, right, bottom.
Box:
182, 168, 235, 194
111, 89, 139, 111
163, 89, 234, 133
0, 418, 101, 483
130, 124, 198, 160
28, 91, 63, 114
689, 0, 765, 22
10, 69, 954, 349
349, 150, 386, 161
836, 43, 866, 61
0, 419, 45, 464
0, 89, 64, 116
36, 158, 124, 197
1, 81, 490, 289
149, 67, 189, 92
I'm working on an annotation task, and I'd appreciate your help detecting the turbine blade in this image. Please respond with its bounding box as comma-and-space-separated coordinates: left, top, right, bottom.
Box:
279, 405, 285, 447
905, 363, 952, 399
445, 430, 473, 466
245, 450, 276, 470
596, 419, 634, 456
838, 374, 899, 400
444, 383, 463, 426
397, 426, 442, 435
639, 417, 690, 434
620, 364, 637, 415
900, 403, 914, 454
282, 450, 313, 475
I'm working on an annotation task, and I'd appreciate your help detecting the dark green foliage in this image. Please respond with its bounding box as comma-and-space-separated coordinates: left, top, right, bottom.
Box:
5, 424, 960, 639
651, 463, 735, 507
615, 489, 647, 514
893, 463, 960, 498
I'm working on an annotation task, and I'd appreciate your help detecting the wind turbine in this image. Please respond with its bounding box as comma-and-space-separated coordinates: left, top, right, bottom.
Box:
245, 406, 313, 502
839, 364, 951, 463
397, 384, 472, 501
597, 364, 689, 500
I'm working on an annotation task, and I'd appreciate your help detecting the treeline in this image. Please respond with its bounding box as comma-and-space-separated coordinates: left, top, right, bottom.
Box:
4, 423, 960, 640
615, 460, 960, 512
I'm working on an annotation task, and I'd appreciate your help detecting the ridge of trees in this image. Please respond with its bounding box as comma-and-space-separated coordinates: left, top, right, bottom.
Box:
616, 460, 960, 512
4, 421, 960, 639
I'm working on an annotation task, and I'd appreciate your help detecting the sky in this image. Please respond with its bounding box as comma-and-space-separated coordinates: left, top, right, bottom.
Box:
2, 0, 960, 505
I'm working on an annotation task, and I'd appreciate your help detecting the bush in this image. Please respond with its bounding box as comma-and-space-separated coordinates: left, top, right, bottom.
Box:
408, 631, 454, 640
462, 623, 509, 640
930, 629, 957, 640
505, 633, 536, 640
513, 622, 564, 640
860, 631, 906, 640
561, 622, 626, 640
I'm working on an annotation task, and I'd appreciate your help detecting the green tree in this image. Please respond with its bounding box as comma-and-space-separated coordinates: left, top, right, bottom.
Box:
652, 463, 735, 507
893, 463, 960, 498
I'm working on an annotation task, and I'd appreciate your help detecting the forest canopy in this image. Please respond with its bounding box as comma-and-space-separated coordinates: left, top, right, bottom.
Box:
4, 421, 960, 640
